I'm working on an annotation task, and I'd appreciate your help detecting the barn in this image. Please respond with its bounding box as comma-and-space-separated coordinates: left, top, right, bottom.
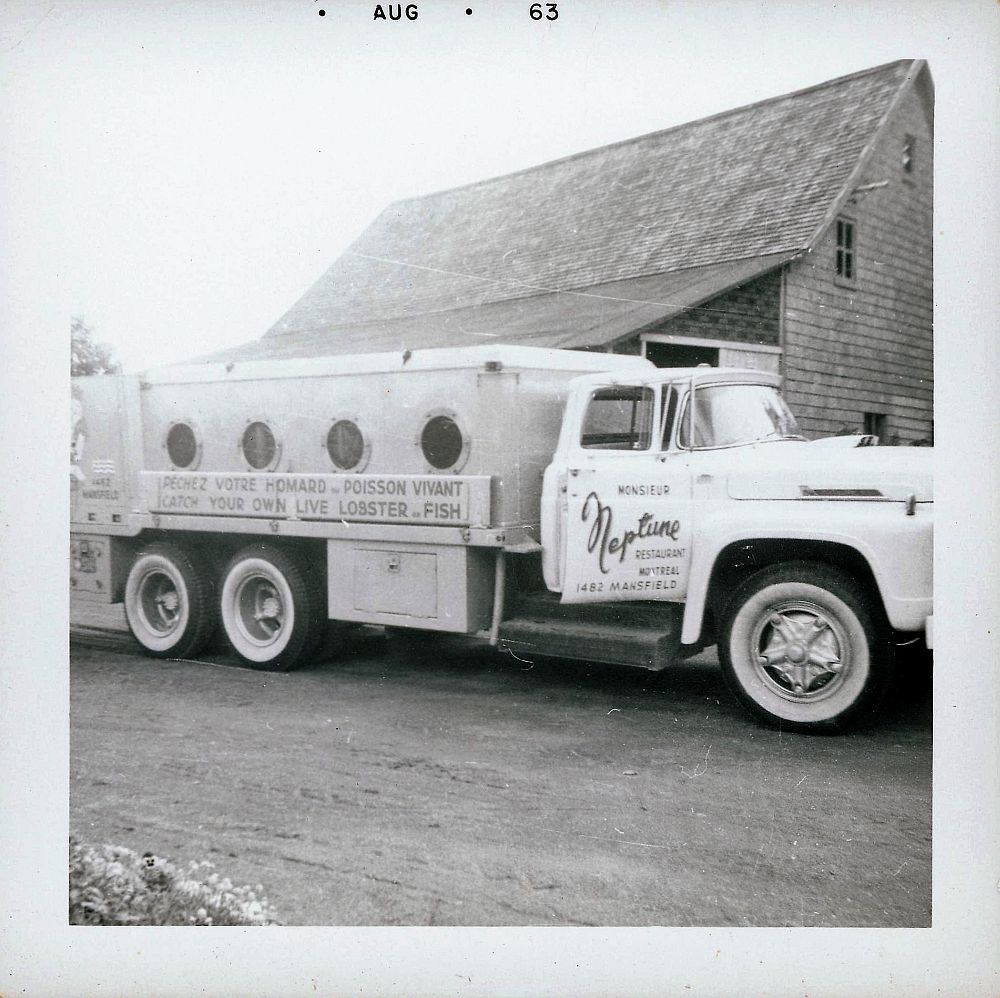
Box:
206, 59, 933, 444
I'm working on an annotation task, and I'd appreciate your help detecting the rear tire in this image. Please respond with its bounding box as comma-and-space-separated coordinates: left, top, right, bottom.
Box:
219, 544, 325, 671
719, 562, 890, 732
124, 542, 216, 659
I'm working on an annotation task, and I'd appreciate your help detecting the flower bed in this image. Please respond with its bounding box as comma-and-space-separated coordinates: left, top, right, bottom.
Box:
69, 837, 276, 925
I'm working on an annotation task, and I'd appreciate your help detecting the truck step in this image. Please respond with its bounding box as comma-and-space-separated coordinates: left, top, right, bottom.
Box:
498, 594, 682, 671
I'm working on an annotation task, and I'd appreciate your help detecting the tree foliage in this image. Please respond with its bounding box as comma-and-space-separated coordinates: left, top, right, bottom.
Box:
71, 316, 121, 376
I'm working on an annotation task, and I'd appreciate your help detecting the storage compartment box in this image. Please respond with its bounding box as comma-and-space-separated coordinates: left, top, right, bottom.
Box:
354, 549, 438, 619
327, 539, 494, 633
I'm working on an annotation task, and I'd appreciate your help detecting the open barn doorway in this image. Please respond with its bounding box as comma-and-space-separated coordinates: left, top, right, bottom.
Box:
644, 341, 719, 368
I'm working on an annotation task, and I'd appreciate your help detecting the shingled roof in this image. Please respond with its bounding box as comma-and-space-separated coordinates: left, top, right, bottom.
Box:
203, 59, 929, 363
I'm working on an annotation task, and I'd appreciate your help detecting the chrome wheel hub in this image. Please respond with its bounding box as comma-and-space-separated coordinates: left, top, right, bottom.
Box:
138, 571, 181, 635
752, 601, 847, 701
236, 576, 286, 645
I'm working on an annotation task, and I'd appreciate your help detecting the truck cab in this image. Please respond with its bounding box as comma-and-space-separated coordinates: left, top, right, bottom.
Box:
512, 365, 934, 729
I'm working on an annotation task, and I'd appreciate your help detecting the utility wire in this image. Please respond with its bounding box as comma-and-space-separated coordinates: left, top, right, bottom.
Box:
344, 249, 795, 322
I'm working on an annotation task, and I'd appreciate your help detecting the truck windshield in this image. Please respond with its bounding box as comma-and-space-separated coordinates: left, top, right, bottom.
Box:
677, 383, 803, 449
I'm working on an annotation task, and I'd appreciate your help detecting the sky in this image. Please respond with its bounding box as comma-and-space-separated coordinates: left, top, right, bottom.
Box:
2, 0, 995, 372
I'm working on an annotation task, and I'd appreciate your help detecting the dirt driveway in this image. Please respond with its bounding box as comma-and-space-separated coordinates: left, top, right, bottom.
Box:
70, 607, 931, 927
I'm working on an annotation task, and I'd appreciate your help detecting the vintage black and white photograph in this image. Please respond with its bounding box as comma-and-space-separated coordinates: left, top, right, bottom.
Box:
3, 1, 998, 996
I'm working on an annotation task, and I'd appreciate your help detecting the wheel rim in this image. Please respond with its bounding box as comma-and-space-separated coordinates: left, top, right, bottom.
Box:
233, 573, 289, 648
136, 569, 183, 637
749, 599, 850, 703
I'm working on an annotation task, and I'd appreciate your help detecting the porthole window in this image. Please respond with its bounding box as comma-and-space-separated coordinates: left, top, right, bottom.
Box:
326, 418, 369, 471
165, 421, 201, 469
420, 411, 469, 472
241, 420, 280, 471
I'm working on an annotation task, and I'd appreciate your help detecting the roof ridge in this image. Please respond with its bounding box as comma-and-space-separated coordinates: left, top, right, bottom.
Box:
386, 59, 919, 206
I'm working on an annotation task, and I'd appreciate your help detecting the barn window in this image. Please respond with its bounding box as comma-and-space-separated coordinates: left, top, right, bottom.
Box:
835, 219, 856, 283
902, 135, 915, 174
863, 412, 888, 443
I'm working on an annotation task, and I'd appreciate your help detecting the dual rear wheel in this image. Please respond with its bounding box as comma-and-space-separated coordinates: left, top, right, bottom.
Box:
123, 543, 215, 660
124, 542, 327, 671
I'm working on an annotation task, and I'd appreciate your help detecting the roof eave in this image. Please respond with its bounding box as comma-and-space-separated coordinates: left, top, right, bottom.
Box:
601, 250, 805, 350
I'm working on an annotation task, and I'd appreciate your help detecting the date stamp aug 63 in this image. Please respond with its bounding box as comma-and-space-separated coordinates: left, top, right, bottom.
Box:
315, 3, 559, 21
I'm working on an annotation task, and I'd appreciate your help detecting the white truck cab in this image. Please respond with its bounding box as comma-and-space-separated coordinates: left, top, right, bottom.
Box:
528, 364, 932, 728
71, 346, 933, 732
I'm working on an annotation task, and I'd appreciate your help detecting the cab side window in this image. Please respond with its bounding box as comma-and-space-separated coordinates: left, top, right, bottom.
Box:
580, 386, 654, 450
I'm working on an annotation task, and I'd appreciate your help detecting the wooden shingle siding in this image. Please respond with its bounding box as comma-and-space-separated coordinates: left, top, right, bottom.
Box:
642, 270, 782, 346
782, 82, 933, 443
786, 327, 932, 365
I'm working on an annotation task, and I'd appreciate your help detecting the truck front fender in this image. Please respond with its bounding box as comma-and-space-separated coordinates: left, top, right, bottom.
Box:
681, 500, 933, 645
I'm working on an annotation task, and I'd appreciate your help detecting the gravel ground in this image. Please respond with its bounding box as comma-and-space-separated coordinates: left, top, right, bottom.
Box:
70, 603, 932, 927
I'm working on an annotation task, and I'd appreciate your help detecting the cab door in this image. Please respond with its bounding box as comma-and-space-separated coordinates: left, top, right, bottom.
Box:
559, 381, 694, 604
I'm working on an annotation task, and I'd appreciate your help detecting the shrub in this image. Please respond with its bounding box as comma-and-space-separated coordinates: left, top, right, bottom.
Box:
69, 837, 277, 925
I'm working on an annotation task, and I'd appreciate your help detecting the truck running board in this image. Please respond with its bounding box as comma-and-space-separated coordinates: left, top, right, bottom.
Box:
498, 593, 682, 672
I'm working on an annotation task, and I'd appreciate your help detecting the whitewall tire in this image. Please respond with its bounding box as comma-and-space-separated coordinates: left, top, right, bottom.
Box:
720, 562, 890, 731
124, 542, 215, 659
219, 545, 325, 671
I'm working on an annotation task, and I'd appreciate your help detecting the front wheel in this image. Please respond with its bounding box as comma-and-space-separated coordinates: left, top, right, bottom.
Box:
219, 545, 325, 671
719, 562, 890, 732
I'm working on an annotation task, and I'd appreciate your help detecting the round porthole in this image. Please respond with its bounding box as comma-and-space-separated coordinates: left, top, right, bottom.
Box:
326, 418, 368, 472
165, 421, 201, 470
241, 420, 280, 471
420, 411, 468, 472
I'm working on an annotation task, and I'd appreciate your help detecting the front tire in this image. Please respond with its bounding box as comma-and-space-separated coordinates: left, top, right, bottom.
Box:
719, 562, 890, 732
219, 544, 325, 671
124, 542, 216, 659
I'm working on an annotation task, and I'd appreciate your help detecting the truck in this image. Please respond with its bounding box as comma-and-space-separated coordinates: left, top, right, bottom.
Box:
70, 345, 933, 731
